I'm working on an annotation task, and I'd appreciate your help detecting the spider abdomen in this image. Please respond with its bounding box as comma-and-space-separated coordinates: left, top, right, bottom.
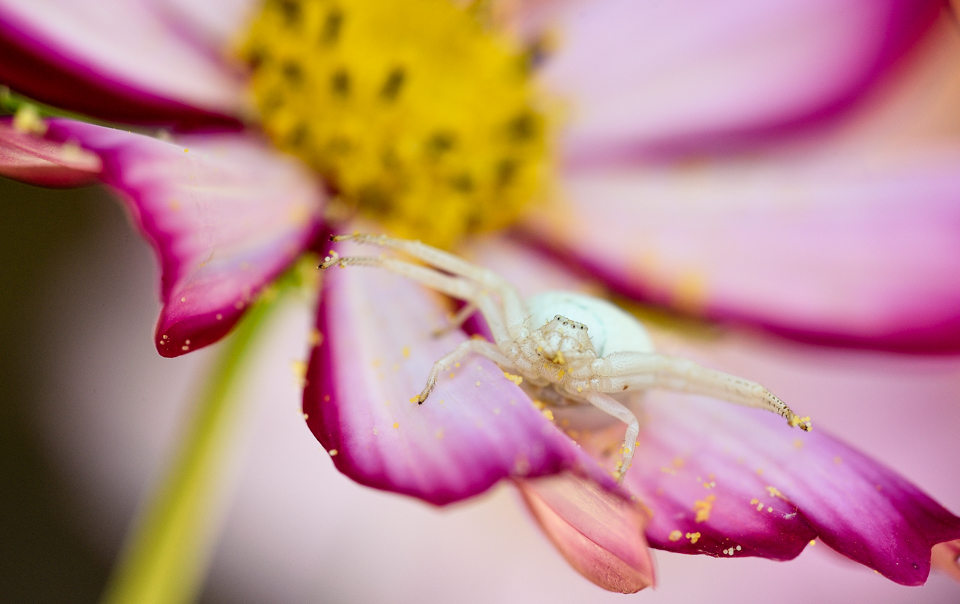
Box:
526, 291, 654, 357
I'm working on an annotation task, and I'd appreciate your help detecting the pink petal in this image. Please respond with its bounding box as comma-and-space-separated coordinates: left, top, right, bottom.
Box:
302, 238, 619, 506
516, 473, 655, 593
44, 119, 324, 357
0, 119, 101, 187
537, 0, 941, 157
0, 0, 246, 127
619, 392, 960, 586
524, 145, 960, 352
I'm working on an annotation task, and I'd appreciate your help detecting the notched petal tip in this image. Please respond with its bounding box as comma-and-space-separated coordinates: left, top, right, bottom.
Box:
41, 120, 324, 356
517, 474, 655, 593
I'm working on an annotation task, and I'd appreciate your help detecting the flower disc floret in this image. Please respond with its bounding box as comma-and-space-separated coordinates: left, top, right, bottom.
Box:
242, 0, 550, 247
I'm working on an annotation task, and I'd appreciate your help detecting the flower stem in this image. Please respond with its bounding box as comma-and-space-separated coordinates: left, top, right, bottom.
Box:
99, 292, 281, 604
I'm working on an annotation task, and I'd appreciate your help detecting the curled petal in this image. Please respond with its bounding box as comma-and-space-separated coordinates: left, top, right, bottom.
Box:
537, 0, 941, 157
516, 473, 655, 593
0, 119, 101, 187
526, 146, 960, 352
619, 392, 960, 586
932, 539, 960, 584
0, 0, 246, 127
44, 119, 324, 357
302, 239, 619, 506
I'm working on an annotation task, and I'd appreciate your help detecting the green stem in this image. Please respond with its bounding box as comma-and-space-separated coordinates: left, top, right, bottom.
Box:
100, 293, 280, 604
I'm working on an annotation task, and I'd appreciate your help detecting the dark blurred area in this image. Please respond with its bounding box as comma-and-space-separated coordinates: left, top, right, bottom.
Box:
0, 177, 112, 603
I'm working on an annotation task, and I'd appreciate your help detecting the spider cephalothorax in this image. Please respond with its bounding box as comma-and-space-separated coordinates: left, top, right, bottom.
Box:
530, 315, 597, 369
320, 233, 811, 482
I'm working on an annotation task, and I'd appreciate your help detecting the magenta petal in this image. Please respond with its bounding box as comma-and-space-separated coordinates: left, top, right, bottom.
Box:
44, 119, 323, 356
0, 0, 245, 127
302, 240, 619, 506
0, 119, 101, 187
516, 474, 655, 593
623, 392, 960, 585
525, 146, 960, 352
539, 0, 940, 157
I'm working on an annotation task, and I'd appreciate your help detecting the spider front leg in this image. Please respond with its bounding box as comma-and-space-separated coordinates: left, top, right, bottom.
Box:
591, 352, 812, 431
412, 338, 517, 404
584, 391, 640, 483
330, 233, 529, 340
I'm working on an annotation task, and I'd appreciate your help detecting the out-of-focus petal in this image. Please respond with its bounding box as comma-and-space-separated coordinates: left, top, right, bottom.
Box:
932, 539, 960, 583
44, 119, 324, 357
536, 0, 941, 157
525, 145, 960, 352
302, 239, 618, 506
516, 473, 655, 593
158, 0, 258, 51
616, 392, 960, 585
0, 119, 101, 187
0, 0, 246, 127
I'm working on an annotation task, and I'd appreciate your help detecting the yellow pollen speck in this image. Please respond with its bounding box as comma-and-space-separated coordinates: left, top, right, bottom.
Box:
673, 457, 685, 468
291, 359, 308, 385
767, 506, 773, 513
660, 467, 676, 475
372, 427, 378, 435
242, 0, 551, 248
750, 498, 759, 505
454, 362, 460, 368
809, 539, 816, 546
183, 148, 189, 153
756, 468, 764, 475
576, 386, 582, 392
503, 371, 523, 385
309, 328, 323, 345
532, 399, 545, 409
323, 394, 330, 402
449, 372, 456, 379
793, 439, 804, 449
392, 422, 399, 429
685, 532, 701, 544
756, 503, 764, 511
180, 297, 186, 302
668, 530, 682, 542
694, 495, 716, 523
401, 346, 410, 358
834, 456, 843, 465
766, 486, 787, 500
476, 381, 481, 386
673, 270, 708, 313
439, 399, 445, 404
13, 104, 47, 135
541, 409, 554, 421
328, 448, 338, 456
303, 413, 309, 419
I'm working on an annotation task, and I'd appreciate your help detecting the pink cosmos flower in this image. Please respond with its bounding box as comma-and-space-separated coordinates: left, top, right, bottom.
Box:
2, 0, 960, 593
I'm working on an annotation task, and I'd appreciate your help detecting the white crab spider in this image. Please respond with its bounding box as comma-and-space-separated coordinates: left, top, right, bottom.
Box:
320, 233, 811, 482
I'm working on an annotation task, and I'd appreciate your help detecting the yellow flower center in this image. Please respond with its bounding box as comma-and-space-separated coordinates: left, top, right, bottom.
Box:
242, 0, 550, 247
